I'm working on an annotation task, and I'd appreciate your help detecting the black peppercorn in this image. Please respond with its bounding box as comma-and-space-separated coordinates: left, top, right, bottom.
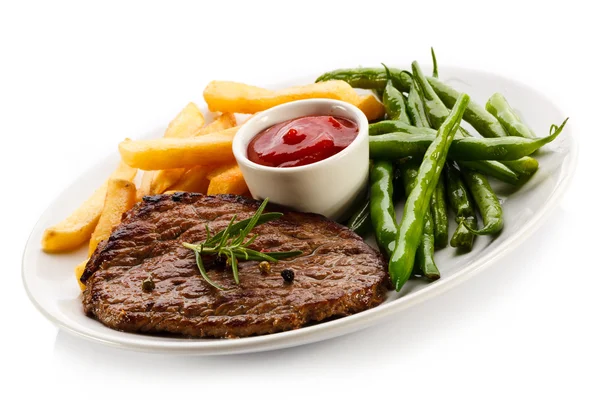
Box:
281, 269, 295, 283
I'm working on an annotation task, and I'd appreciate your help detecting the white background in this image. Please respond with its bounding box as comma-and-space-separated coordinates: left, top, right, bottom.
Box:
2, 1, 598, 399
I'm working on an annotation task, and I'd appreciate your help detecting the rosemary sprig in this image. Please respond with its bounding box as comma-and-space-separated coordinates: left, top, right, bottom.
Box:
182, 198, 303, 290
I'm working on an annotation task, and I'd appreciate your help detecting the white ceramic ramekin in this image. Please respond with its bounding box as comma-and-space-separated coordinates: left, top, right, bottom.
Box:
233, 99, 369, 220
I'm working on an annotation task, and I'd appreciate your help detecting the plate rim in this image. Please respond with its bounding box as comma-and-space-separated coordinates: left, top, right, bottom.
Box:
21, 66, 579, 355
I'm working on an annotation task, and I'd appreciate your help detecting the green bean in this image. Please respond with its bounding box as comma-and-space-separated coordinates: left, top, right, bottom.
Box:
400, 162, 440, 280
502, 158, 539, 182
445, 163, 477, 250
370, 120, 431, 136
388, 90, 469, 291
369, 123, 520, 185
502, 113, 567, 182
427, 76, 508, 138
424, 74, 539, 180
500, 118, 566, 176
412, 61, 525, 186
410, 62, 479, 140
404, 82, 447, 249
417, 224, 440, 280
485, 93, 536, 139
431, 47, 439, 78
412, 63, 500, 143
406, 80, 429, 128
369, 119, 563, 147
370, 161, 398, 257
411, 62, 450, 129
382, 64, 411, 123
426, 47, 501, 139
315, 67, 411, 92
369, 127, 563, 161
452, 223, 473, 249
346, 195, 371, 238
461, 168, 503, 235
458, 161, 518, 185
430, 175, 448, 249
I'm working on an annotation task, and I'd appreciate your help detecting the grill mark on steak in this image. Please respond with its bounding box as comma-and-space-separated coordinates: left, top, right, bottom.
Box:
82, 193, 389, 338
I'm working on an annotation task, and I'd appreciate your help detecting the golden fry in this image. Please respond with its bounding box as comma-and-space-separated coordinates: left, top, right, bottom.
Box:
164, 102, 205, 138
203, 80, 362, 114
75, 259, 88, 291
139, 105, 210, 195
41, 161, 137, 253
150, 113, 237, 194
119, 127, 238, 170
196, 113, 237, 135
356, 94, 386, 121
207, 164, 248, 195
149, 168, 186, 196
88, 179, 137, 256
137, 171, 155, 200
167, 165, 211, 194
206, 163, 233, 180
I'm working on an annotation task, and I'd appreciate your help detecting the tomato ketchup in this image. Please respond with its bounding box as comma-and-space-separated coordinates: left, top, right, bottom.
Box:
247, 115, 359, 168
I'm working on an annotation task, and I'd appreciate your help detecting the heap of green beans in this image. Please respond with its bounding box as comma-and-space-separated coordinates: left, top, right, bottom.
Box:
321, 51, 568, 292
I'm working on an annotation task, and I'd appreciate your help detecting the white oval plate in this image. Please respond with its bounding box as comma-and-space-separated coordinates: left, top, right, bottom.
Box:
22, 66, 576, 355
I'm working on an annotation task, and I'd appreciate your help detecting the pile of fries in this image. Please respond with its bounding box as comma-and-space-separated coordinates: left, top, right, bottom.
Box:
41, 79, 385, 290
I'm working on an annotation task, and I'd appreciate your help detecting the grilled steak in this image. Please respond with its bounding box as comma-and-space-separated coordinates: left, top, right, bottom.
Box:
81, 193, 389, 338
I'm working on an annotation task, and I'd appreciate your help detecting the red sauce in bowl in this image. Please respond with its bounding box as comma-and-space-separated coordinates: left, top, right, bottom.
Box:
247, 115, 359, 168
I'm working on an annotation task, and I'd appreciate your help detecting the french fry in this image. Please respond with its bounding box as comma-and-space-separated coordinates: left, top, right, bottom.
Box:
119, 127, 238, 170
167, 165, 211, 194
203, 80, 363, 114
88, 179, 137, 256
196, 113, 237, 135
137, 170, 155, 200
41, 161, 137, 253
75, 259, 88, 291
204, 80, 384, 121
148, 169, 184, 195
356, 94, 386, 121
206, 163, 234, 180
137, 103, 209, 196
164, 102, 205, 138
207, 164, 248, 195
150, 113, 237, 194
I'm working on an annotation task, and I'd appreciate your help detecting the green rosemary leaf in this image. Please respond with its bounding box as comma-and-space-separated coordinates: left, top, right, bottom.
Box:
194, 249, 225, 291
182, 242, 201, 252
261, 250, 304, 260
217, 215, 237, 249
241, 249, 303, 261
236, 247, 250, 260
229, 250, 239, 285
238, 198, 269, 241
205, 225, 212, 242
241, 248, 279, 262
242, 233, 259, 247
205, 212, 283, 246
